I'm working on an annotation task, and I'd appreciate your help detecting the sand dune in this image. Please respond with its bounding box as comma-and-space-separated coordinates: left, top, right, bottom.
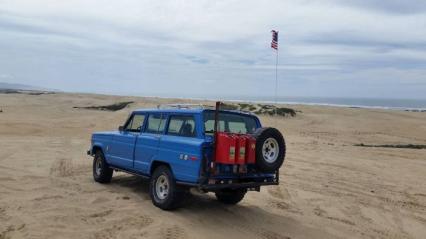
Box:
0, 93, 425, 239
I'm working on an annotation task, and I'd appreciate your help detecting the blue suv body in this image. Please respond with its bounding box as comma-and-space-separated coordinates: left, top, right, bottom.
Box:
88, 105, 284, 210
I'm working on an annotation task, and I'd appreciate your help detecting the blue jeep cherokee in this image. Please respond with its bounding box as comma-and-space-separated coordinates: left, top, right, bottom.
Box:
88, 102, 286, 210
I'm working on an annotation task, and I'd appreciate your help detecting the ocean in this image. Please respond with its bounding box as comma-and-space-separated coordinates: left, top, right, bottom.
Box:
117, 92, 426, 111
211, 96, 426, 110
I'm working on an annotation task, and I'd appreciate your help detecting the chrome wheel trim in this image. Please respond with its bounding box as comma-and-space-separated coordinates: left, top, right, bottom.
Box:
155, 174, 169, 200
262, 138, 279, 163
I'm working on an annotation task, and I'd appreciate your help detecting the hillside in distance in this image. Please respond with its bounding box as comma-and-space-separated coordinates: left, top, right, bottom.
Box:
0, 82, 55, 91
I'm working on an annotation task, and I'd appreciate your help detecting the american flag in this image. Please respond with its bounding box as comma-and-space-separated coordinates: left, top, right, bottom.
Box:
271, 30, 278, 50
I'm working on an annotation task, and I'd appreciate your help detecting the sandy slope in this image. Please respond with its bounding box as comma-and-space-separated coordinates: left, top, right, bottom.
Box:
0, 93, 425, 239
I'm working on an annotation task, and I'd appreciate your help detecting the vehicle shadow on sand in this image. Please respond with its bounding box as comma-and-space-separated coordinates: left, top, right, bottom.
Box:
107, 174, 335, 239
109, 174, 151, 200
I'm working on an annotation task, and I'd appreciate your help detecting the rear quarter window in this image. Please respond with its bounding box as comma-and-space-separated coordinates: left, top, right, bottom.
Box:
167, 115, 196, 137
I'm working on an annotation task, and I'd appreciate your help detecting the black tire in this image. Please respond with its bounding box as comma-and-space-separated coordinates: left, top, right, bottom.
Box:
93, 150, 113, 183
149, 165, 186, 210
253, 127, 286, 173
215, 189, 247, 204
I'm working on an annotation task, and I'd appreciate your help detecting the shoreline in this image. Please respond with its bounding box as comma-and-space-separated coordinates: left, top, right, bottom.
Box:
2, 89, 426, 111
120, 94, 426, 112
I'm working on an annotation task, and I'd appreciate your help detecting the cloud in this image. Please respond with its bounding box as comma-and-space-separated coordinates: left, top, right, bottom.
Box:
0, 0, 425, 99
0, 74, 13, 79
181, 55, 209, 64
332, 0, 426, 15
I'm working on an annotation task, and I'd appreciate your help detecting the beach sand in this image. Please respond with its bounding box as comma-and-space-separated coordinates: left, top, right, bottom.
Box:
0, 92, 425, 239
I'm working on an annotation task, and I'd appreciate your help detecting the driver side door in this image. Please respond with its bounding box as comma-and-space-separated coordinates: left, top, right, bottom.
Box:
109, 113, 146, 169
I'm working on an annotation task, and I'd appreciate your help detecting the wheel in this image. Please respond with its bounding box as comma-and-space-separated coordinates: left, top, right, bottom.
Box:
253, 127, 286, 172
93, 150, 113, 183
149, 165, 186, 210
215, 189, 247, 204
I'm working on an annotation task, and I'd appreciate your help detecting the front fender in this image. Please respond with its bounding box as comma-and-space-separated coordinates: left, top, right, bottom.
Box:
90, 142, 106, 156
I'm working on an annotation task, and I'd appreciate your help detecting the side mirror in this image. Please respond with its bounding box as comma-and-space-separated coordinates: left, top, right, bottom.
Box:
118, 126, 124, 131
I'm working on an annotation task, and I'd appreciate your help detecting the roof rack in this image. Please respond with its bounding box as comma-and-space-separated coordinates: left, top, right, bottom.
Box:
156, 103, 214, 110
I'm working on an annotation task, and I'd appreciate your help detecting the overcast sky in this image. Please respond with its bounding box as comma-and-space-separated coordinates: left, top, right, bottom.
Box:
1, 0, 425, 99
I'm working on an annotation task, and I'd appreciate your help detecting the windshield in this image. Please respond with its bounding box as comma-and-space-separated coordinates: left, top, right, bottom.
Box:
203, 111, 258, 135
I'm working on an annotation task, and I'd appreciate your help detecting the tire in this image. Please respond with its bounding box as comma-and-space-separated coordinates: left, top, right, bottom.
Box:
149, 165, 186, 210
215, 189, 247, 204
253, 127, 286, 173
93, 150, 113, 183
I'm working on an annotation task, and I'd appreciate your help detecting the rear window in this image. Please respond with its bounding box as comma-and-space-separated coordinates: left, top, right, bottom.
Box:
203, 111, 257, 135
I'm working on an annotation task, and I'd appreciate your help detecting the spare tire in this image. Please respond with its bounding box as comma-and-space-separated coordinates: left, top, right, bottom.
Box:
253, 127, 286, 172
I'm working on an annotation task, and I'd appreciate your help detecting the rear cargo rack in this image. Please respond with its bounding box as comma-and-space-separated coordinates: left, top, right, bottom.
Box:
156, 104, 215, 109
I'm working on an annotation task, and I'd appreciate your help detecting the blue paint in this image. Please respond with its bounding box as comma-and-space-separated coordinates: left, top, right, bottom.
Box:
90, 108, 273, 186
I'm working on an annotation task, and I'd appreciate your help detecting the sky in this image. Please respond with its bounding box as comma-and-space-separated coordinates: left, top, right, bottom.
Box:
0, 0, 426, 99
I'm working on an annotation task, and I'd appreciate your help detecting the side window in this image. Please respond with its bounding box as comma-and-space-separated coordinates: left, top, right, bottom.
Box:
125, 114, 145, 132
145, 114, 166, 134
167, 115, 196, 137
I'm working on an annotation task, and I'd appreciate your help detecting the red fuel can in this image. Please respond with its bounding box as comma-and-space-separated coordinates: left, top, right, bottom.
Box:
245, 135, 256, 164
215, 132, 237, 164
235, 135, 246, 165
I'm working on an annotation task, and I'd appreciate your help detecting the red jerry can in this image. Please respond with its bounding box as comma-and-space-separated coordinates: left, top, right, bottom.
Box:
245, 135, 256, 164
215, 132, 236, 164
235, 135, 246, 165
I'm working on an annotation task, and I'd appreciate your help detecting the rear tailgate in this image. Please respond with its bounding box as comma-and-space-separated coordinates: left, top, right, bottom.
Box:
199, 140, 278, 191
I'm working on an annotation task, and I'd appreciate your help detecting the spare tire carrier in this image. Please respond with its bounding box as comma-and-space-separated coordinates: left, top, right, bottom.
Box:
253, 127, 286, 173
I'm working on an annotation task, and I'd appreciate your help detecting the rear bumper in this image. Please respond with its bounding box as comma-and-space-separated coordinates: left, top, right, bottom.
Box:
178, 171, 279, 191
199, 181, 278, 191
194, 167, 280, 191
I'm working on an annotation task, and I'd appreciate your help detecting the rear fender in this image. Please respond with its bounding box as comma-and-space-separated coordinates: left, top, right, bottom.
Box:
149, 161, 173, 176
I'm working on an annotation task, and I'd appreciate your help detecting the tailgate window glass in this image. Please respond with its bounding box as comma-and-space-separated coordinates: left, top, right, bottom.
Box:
204, 119, 225, 133
203, 112, 257, 135
146, 114, 166, 134
228, 121, 247, 134
167, 115, 196, 137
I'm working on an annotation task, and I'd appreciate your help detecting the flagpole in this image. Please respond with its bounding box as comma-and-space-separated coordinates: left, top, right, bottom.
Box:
271, 30, 279, 122
271, 30, 279, 124
274, 45, 278, 120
